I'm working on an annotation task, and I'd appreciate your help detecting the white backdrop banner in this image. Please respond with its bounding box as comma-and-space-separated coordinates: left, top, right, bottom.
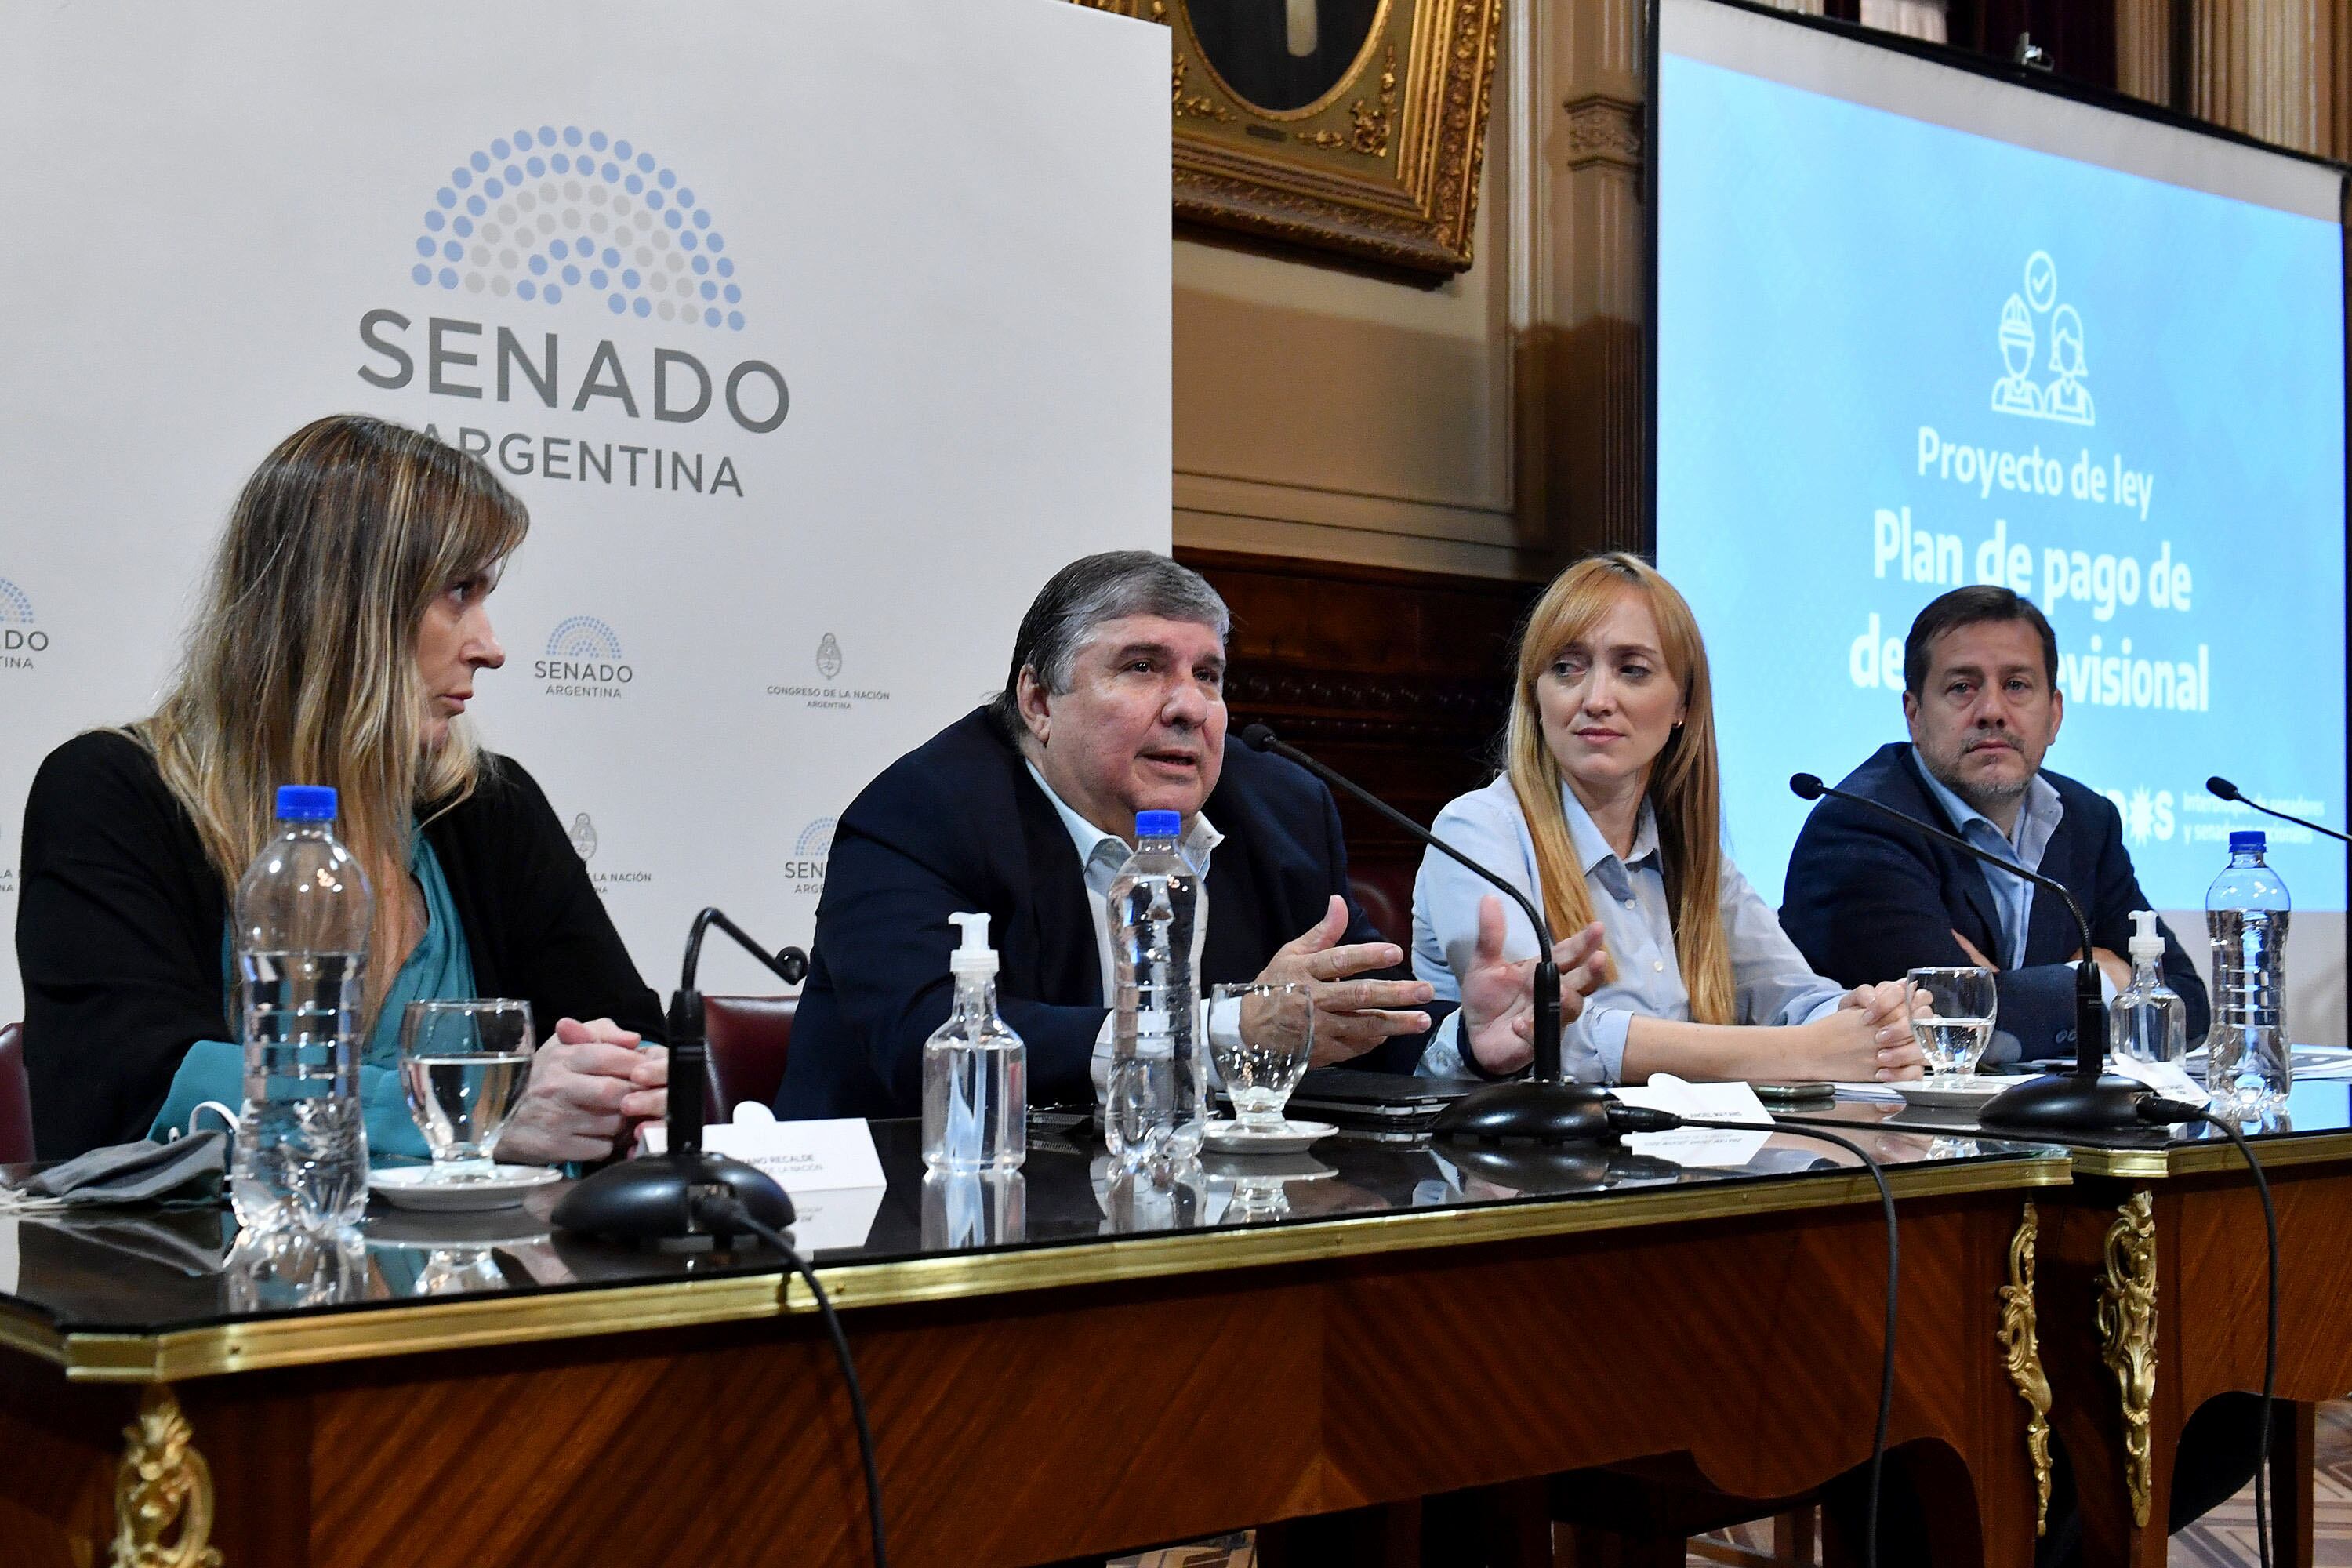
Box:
0, 0, 1171, 1011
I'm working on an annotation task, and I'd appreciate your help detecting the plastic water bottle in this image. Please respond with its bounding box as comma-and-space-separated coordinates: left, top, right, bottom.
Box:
2205, 829, 2291, 1115
920, 912, 1027, 1172
2110, 910, 2188, 1068
230, 785, 372, 1235
1105, 810, 1206, 1171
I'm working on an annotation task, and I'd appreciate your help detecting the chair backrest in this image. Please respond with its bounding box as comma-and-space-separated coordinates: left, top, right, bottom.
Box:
0, 1022, 31, 1165
702, 995, 799, 1119
1348, 861, 1417, 950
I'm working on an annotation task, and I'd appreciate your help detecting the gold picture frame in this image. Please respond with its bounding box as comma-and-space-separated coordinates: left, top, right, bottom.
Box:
1074, 0, 1504, 274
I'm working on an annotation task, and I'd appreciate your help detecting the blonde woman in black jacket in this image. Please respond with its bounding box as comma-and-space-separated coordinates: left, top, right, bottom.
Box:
17, 414, 666, 1161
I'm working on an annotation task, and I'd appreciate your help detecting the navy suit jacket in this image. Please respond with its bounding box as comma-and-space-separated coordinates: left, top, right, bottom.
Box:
1780, 742, 2209, 1062
776, 707, 1430, 1120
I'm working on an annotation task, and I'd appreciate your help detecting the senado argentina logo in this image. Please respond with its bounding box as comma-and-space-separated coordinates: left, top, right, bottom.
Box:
787, 816, 836, 893
0, 576, 48, 668
359, 125, 787, 502
537, 614, 633, 698
412, 125, 743, 330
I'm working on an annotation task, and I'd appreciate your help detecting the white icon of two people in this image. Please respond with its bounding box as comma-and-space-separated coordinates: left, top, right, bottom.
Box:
1991, 249, 2092, 426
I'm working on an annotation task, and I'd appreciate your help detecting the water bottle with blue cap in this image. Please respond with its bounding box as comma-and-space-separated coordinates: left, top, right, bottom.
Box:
232, 785, 372, 1234
1105, 809, 1206, 1170
2206, 829, 2291, 1114
920, 912, 1027, 1172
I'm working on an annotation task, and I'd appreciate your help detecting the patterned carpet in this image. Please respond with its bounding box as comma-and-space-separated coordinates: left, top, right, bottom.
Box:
1106, 1403, 2352, 1566
2172, 1402, 2352, 1567
1684, 1399, 2352, 1566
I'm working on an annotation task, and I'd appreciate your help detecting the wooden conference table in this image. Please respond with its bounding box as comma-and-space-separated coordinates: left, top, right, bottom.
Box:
0, 1118, 2069, 1568
1788, 1078, 2352, 1568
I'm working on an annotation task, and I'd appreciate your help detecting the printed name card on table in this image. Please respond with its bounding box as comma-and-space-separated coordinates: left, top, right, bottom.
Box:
641, 1106, 887, 1251
1607, 1076, 1775, 1167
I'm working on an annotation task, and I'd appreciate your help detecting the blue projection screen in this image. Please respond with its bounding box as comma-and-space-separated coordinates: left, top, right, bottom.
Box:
1655, 0, 2349, 914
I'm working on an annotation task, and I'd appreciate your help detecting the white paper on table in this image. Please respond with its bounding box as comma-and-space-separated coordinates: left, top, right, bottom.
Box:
0, 1215, 16, 1295
640, 1105, 887, 1192
1609, 1076, 1775, 1167
639, 1107, 889, 1253
785, 1186, 889, 1253
2108, 1055, 2210, 1105
2186, 1045, 2352, 1081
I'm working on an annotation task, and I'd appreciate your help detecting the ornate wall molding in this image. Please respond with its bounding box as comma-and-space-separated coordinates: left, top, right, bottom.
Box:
1562, 93, 1642, 171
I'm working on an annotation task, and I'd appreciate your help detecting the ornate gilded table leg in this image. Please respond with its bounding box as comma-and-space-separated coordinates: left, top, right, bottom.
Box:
1996, 1201, 2055, 1536
2096, 1190, 2159, 1530
111, 1384, 223, 1568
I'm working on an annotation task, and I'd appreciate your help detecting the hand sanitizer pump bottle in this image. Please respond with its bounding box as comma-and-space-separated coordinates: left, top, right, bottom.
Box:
920, 912, 1028, 1172
2109, 909, 2187, 1069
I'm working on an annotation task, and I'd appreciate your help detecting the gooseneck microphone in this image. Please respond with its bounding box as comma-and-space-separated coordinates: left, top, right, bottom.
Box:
1241, 724, 1611, 1145
553, 909, 810, 1243
2206, 776, 2352, 845
1789, 772, 2171, 1131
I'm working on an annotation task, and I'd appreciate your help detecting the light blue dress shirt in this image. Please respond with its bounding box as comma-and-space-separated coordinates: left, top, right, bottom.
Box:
1412, 775, 1845, 1083
1911, 752, 2064, 971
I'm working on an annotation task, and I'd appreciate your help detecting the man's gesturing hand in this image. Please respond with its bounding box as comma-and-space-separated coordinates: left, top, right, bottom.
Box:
1457, 894, 1608, 1076
1254, 895, 1435, 1065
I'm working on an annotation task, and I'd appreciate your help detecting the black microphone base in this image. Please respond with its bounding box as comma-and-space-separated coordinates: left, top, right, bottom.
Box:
552, 1150, 795, 1247
1978, 1072, 2152, 1134
1431, 1080, 1617, 1146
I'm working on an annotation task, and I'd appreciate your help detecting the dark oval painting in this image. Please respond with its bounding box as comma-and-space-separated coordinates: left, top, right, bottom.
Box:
1186, 0, 1384, 114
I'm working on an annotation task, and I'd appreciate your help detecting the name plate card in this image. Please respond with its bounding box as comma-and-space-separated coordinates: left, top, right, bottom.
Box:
641, 1108, 887, 1192
1609, 1076, 1775, 1168
640, 1109, 889, 1251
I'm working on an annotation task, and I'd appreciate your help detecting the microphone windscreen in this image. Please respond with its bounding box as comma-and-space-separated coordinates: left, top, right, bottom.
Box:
2206, 775, 2240, 802
1240, 724, 1278, 752
1789, 772, 1825, 800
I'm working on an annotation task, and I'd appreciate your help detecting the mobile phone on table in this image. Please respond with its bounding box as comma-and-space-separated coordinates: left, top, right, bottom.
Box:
1753, 1080, 1837, 1108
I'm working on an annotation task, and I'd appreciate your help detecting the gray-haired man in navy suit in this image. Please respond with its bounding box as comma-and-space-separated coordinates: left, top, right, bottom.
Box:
779, 551, 1603, 1120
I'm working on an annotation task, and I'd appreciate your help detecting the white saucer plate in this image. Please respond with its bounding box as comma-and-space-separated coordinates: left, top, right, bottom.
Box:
1201, 1119, 1336, 1156
1896, 1074, 2035, 1111
368, 1163, 563, 1212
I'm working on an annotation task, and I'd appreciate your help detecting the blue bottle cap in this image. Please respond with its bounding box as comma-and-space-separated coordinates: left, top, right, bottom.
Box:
1134, 809, 1181, 839
275, 784, 338, 821
2230, 829, 2267, 853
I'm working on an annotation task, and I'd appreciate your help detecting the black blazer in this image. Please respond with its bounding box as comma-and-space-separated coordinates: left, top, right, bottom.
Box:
1779, 742, 2209, 1062
16, 731, 665, 1158
776, 707, 1429, 1120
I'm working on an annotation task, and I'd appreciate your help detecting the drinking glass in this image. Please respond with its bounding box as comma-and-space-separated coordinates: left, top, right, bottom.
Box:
1906, 967, 1998, 1080
1209, 982, 1314, 1131
398, 1000, 536, 1178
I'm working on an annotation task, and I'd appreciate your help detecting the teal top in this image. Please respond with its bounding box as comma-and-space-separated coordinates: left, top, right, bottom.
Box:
148, 833, 477, 1164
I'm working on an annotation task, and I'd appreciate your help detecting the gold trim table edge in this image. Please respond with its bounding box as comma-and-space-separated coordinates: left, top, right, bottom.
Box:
0, 1152, 2071, 1384
2061, 1127, 2352, 1178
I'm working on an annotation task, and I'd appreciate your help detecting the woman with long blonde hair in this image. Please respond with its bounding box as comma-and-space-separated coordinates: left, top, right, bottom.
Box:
18, 414, 668, 1161
1412, 553, 1926, 1083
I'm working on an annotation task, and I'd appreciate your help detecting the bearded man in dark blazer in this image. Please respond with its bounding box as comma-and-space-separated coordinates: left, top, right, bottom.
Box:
1781, 585, 2207, 1064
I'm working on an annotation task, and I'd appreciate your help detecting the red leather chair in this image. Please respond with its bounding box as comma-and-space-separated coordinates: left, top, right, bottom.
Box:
702, 995, 798, 1119
1348, 861, 1417, 949
0, 1023, 32, 1164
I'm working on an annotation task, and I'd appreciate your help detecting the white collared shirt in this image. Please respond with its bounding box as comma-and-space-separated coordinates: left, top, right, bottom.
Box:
1410, 775, 1846, 1083
1023, 761, 1240, 1096
1911, 751, 2064, 971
